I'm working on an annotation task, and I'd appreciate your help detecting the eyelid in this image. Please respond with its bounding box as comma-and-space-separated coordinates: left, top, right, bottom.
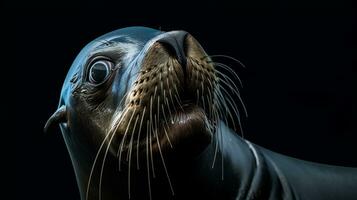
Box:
87, 55, 113, 68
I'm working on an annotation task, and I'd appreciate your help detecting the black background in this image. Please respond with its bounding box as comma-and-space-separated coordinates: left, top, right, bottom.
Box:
16, 1, 356, 199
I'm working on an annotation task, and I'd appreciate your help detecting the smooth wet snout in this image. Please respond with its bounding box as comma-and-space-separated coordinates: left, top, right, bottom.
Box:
157, 31, 188, 70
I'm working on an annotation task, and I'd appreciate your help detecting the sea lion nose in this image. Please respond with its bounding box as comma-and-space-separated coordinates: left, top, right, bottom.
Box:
157, 31, 188, 68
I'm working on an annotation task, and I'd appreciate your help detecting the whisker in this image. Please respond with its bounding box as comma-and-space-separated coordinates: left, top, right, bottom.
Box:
214, 62, 243, 87
163, 125, 173, 148
206, 80, 215, 119
127, 115, 139, 161
202, 54, 247, 68
161, 104, 173, 148
211, 94, 224, 168
157, 96, 161, 135
136, 107, 147, 170
214, 88, 230, 128
215, 69, 242, 96
100, 108, 132, 200
211, 122, 219, 169
216, 86, 238, 131
128, 115, 140, 199
173, 85, 184, 111
168, 88, 178, 114
201, 81, 206, 112
118, 107, 137, 171
85, 107, 128, 200
206, 76, 217, 116
219, 87, 245, 137
174, 93, 184, 111
149, 97, 156, 178
85, 130, 111, 200
146, 120, 152, 200
154, 115, 175, 196
166, 70, 179, 114
220, 122, 224, 180
164, 96, 174, 124
215, 70, 248, 117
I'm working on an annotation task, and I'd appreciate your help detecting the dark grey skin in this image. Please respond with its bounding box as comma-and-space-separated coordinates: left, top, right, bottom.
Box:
45, 27, 357, 200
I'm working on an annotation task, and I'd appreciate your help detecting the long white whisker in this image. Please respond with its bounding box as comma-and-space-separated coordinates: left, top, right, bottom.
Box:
168, 88, 178, 114
220, 87, 244, 137
128, 114, 140, 199
218, 83, 245, 133
215, 69, 248, 117
220, 122, 224, 180
161, 104, 173, 148
164, 90, 174, 124
214, 88, 230, 128
216, 87, 238, 131
146, 120, 152, 200
85, 130, 111, 200
136, 106, 146, 170
154, 115, 175, 195
211, 120, 219, 169
215, 69, 242, 96
201, 81, 206, 112
99, 107, 131, 200
127, 114, 139, 161
207, 83, 214, 119
173, 85, 184, 111
149, 97, 156, 178
166, 71, 178, 114
204, 54, 247, 68
118, 107, 137, 171
214, 62, 243, 87
85, 107, 128, 200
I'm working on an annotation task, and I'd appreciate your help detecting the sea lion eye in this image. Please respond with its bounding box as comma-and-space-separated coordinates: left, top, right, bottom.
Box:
88, 60, 113, 84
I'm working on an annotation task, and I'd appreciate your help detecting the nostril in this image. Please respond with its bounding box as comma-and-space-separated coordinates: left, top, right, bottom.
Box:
160, 42, 179, 57
157, 31, 188, 68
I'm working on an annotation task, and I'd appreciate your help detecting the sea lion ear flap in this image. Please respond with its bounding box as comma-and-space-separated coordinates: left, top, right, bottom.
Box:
44, 105, 67, 133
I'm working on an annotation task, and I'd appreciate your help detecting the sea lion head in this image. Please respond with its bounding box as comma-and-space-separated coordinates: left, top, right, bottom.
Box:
45, 27, 244, 199
45, 26, 233, 161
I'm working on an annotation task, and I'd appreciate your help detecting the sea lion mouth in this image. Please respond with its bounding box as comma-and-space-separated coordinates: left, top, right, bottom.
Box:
110, 35, 218, 161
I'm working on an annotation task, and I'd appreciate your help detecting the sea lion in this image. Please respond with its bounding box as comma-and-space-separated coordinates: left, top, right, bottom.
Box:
45, 26, 357, 200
